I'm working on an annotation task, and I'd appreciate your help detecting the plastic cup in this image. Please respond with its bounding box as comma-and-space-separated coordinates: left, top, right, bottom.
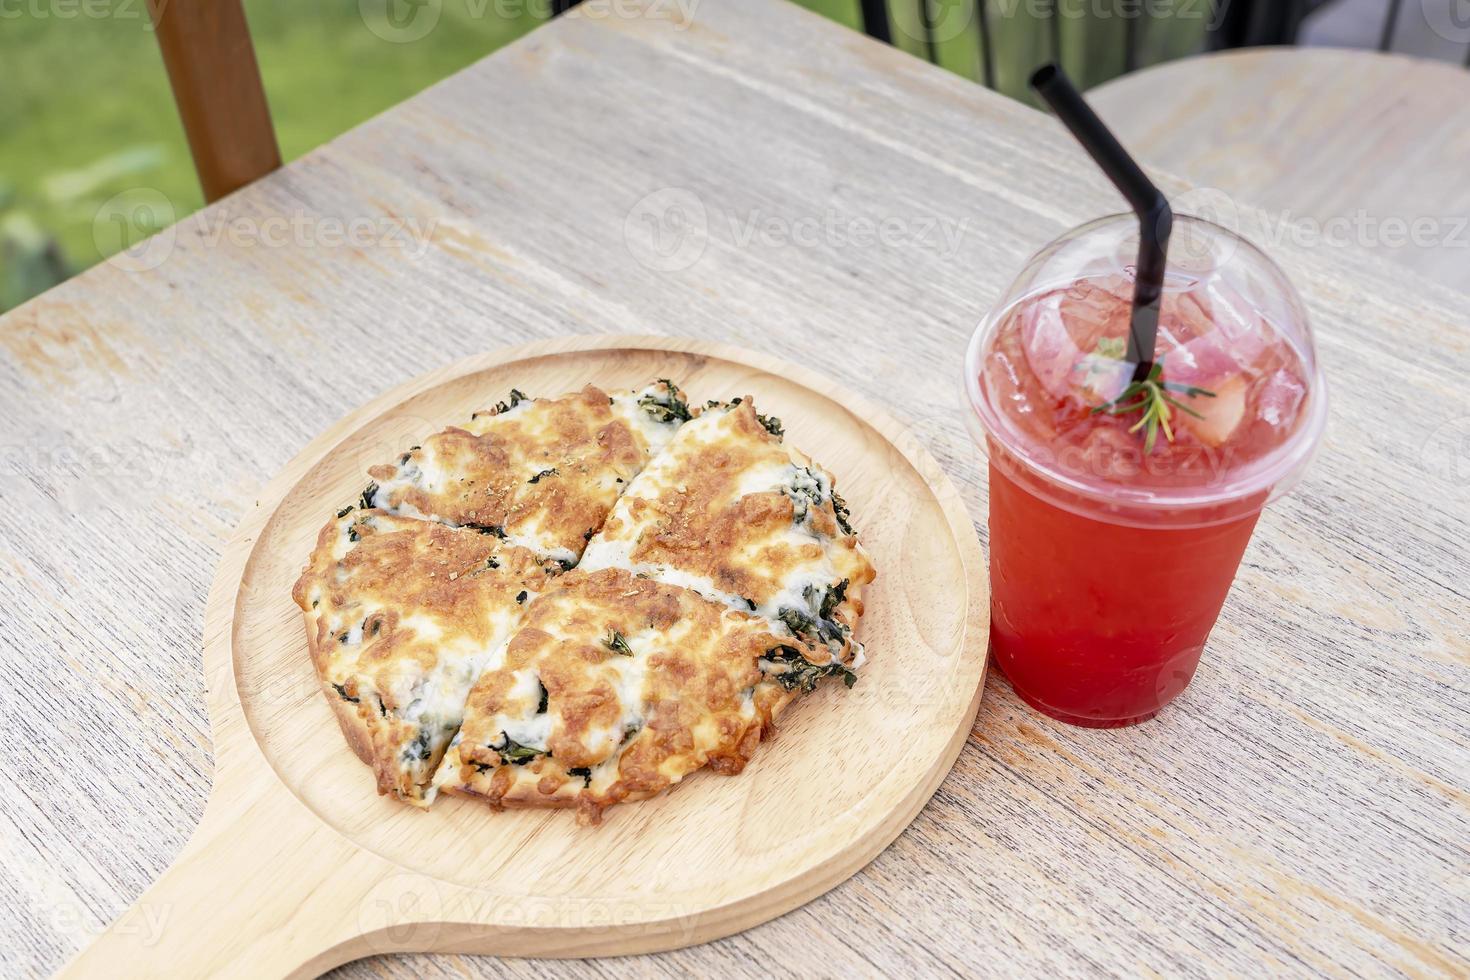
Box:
963, 214, 1328, 728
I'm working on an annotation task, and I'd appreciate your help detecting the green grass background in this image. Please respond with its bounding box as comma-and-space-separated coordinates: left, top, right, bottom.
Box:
0, 0, 1202, 310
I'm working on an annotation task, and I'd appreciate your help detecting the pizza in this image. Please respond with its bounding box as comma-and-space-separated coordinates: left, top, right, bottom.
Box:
432, 566, 826, 822
294, 381, 875, 822
292, 507, 549, 804
363, 381, 688, 568
578, 397, 875, 666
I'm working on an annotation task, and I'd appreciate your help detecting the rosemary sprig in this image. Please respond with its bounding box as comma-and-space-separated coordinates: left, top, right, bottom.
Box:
1091, 357, 1215, 453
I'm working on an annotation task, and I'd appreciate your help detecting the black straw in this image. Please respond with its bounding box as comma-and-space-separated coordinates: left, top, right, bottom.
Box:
1030, 64, 1172, 379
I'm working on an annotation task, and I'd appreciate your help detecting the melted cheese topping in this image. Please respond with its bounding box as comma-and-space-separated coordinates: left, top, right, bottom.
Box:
300, 384, 875, 821
365, 383, 685, 563
579, 399, 876, 664
292, 508, 549, 803
431, 567, 803, 822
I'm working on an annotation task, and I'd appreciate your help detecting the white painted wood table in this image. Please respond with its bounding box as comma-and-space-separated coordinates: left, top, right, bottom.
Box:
2, 1, 1466, 976
1090, 48, 1470, 295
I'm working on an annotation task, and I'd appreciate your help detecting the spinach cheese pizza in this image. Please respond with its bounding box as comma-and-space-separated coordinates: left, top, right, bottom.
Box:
295, 381, 875, 821
579, 396, 875, 666
432, 566, 826, 822
364, 381, 688, 568
293, 507, 550, 804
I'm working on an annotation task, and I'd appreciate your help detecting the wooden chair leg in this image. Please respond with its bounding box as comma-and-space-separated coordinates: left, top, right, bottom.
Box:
148, 0, 281, 203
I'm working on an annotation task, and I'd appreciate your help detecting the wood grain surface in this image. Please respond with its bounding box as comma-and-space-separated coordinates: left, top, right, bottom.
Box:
1090, 47, 1470, 294
1, 1, 1466, 976
50, 336, 985, 977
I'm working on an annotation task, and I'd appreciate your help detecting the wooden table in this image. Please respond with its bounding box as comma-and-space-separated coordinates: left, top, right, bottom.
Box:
1090, 48, 1470, 295
3, 1, 1466, 975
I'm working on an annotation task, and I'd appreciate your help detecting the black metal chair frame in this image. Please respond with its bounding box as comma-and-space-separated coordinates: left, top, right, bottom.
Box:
549, 1, 1469, 76
861, 0, 1464, 86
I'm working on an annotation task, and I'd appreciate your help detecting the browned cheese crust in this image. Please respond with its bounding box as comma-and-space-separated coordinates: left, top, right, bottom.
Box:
434, 567, 807, 824
365, 383, 683, 563
292, 507, 549, 803
581, 398, 876, 663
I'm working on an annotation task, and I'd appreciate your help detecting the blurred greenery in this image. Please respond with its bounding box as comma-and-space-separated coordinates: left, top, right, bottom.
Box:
0, 0, 549, 309
0, 0, 1203, 311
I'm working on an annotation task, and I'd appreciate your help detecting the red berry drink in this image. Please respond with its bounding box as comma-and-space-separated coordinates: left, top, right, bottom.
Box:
965, 216, 1327, 728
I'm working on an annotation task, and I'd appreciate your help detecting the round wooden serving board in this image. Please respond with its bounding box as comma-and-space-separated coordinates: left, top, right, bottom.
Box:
63, 336, 989, 978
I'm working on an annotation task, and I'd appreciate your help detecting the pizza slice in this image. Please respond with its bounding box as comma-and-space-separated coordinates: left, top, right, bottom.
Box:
430, 566, 834, 822
362, 381, 690, 568
578, 396, 876, 668
292, 506, 550, 804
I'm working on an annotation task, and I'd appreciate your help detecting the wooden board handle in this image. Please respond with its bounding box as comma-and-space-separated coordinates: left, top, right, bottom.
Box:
58, 789, 365, 979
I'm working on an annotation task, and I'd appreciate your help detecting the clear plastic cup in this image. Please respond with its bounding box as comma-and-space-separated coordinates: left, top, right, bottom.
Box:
963, 214, 1328, 728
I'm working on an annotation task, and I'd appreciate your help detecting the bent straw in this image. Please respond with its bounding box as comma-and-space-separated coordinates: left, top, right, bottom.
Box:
1030, 64, 1172, 380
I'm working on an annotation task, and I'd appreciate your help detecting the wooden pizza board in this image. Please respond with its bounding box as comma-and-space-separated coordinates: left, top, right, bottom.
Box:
61, 335, 989, 977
